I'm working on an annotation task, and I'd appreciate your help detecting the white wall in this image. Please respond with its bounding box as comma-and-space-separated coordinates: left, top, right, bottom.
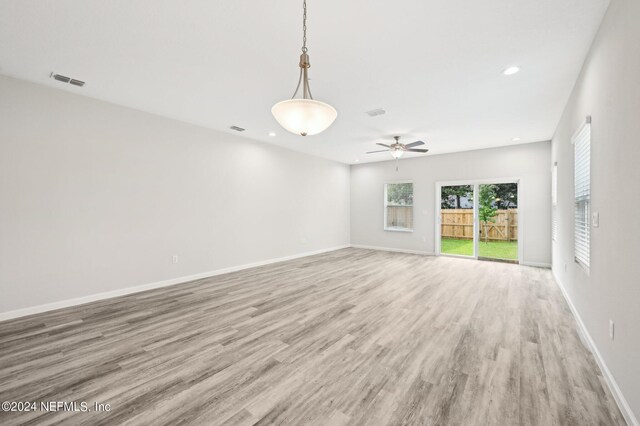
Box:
350, 141, 551, 266
0, 75, 350, 315
551, 0, 640, 421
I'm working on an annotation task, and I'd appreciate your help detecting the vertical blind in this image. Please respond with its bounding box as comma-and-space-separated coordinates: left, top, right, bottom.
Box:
573, 120, 591, 270
551, 163, 558, 241
552, 206, 558, 241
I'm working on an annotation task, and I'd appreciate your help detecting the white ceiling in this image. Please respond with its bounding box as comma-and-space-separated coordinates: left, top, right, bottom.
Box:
0, 0, 609, 164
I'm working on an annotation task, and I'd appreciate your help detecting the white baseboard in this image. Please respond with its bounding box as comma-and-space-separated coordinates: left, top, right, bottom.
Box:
0, 245, 350, 322
552, 270, 639, 426
521, 261, 552, 268
350, 244, 434, 256
352, 245, 550, 269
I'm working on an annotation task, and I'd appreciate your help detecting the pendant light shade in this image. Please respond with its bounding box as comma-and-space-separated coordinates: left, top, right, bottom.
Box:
272, 99, 337, 137
272, 0, 337, 136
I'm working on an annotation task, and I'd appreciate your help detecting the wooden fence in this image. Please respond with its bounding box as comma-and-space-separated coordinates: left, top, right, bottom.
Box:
386, 206, 413, 229
441, 209, 518, 241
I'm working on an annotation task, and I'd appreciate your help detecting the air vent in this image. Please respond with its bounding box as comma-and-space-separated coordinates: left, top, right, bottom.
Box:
52, 74, 71, 83
50, 72, 85, 87
365, 108, 386, 117
230, 126, 245, 132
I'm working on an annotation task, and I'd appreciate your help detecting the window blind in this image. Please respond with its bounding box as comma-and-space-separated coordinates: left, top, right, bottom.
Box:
552, 163, 558, 242
573, 120, 591, 270
551, 163, 558, 205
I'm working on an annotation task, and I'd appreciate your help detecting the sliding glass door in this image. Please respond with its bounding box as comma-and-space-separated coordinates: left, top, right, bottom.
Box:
477, 183, 518, 262
440, 185, 475, 257
438, 181, 519, 263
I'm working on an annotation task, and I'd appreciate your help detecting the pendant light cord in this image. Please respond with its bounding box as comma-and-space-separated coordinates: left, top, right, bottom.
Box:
302, 0, 307, 53
291, 0, 313, 100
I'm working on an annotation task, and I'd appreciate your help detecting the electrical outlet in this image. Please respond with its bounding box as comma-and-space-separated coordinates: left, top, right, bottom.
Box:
592, 211, 600, 228
422, 236, 427, 242
609, 320, 615, 340
172, 255, 179, 264
564, 263, 567, 272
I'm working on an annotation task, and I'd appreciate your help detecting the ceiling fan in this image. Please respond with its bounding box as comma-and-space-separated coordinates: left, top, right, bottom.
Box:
366, 136, 429, 159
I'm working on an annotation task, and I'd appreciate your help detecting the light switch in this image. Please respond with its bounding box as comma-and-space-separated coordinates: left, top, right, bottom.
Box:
592, 211, 599, 228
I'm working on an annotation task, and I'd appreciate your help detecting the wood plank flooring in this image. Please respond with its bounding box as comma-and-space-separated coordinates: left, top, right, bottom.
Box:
0, 248, 625, 425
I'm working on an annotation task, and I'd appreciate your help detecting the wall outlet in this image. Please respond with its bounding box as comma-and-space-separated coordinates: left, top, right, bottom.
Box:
172, 255, 179, 264
592, 211, 599, 228
609, 320, 615, 340
422, 236, 427, 242
564, 263, 567, 272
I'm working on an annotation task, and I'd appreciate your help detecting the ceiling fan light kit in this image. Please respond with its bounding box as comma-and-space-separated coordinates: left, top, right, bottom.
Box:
271, 0, 337, 136
366, 136, 429, 158
391, 150, 404, 159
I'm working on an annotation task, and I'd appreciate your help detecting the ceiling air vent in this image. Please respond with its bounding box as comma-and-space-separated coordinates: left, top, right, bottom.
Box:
365, 108, 386, 117
52, 73, 71, 83
230, 126, 246, 132
50, 72, 85, 87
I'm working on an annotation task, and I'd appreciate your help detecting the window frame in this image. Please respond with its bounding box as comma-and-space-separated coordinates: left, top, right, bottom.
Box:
573, 117, 591, 272
384, 181, 414, 232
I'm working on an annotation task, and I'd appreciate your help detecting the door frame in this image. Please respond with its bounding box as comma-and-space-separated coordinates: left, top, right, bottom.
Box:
435, 178, 522, 263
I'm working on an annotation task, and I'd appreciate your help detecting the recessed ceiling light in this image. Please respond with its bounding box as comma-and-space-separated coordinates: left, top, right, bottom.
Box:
355, 159, 360, 163
512, 137, 521, 142
503, 66, 520, 76
268, 132, 276, 137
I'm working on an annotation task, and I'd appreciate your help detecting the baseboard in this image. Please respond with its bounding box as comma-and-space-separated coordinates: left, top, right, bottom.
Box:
0, 245, 350, 322
521, 261, 552, 268
350, 244, 434, 256
552, 270, 639, 426
351, 245, 550, 268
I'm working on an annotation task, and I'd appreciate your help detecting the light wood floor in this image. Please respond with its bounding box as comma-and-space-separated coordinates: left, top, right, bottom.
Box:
0, 248, 625, 425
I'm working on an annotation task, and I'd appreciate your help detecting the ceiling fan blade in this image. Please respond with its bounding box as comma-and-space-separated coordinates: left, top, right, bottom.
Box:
404, 141, 425, 148
376, 143, 391, 148
406, 148, 429, 153
366, 150, 390, 154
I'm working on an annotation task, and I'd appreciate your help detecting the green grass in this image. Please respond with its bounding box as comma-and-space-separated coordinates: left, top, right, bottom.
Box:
441, 238, 474, 256
441, 238, 518, 260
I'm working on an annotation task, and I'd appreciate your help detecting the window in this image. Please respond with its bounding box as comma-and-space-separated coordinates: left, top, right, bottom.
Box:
384, 182, 413, 231
552, 163, 557, 241
573, 118, 591, 270
551, 162, 558, 205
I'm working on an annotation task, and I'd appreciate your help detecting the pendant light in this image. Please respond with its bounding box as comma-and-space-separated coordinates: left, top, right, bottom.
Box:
271, 0, 337, 136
